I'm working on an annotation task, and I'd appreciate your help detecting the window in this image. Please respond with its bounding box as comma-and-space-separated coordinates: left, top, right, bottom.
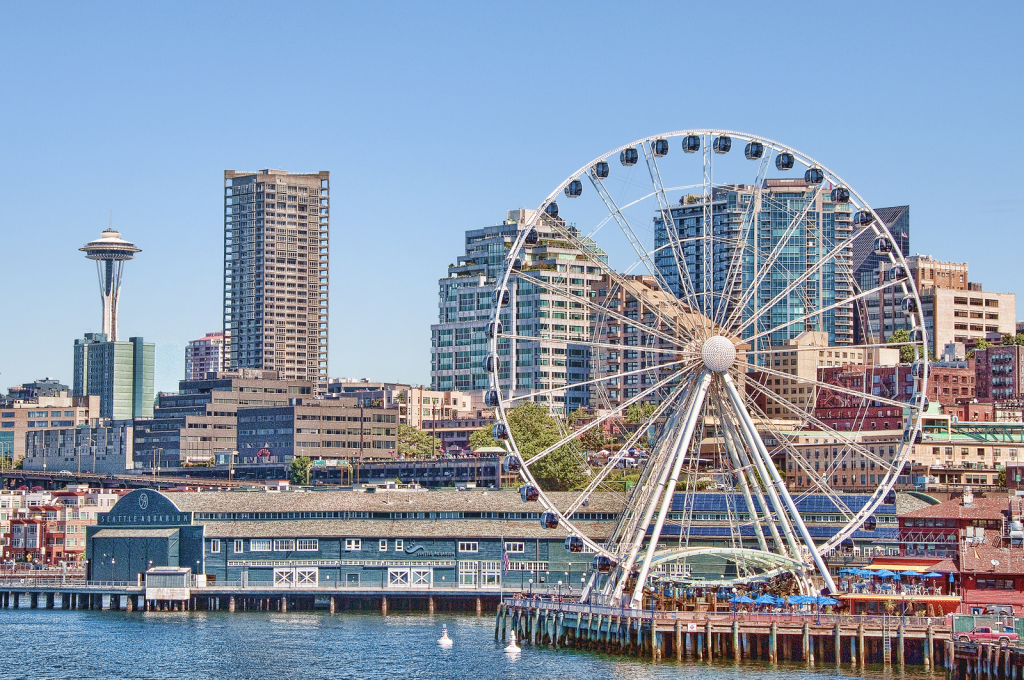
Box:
458, 560, 478, 587
395, 539, 404, 551
379, 539, 388, 552
273, 539, 295, 551
345, 538, 362, 551
504, 541, 525, 553
234, 539, 244, 554
296, 539, 318, 551
210, 539, 221, 553
250, 539, 271, 552
458, 541, 479, 553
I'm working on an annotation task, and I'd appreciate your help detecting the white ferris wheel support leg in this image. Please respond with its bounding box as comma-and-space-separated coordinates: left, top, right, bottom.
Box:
721, 380, 803, 561
720, 374, 839, 594
627, 371, 713, 610
606, 385, 697, 603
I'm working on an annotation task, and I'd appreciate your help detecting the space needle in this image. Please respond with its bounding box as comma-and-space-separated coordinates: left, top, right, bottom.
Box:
80, 227, 141, 342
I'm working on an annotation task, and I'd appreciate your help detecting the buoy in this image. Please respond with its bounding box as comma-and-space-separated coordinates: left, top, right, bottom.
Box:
505, 629, 521, 654
438, 624, 453, 647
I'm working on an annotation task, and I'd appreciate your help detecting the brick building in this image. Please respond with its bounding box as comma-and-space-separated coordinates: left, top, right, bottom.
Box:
975, 345, 1024, 402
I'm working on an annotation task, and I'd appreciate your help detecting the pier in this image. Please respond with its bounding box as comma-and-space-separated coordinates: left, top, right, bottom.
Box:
496, 598, 953, 667
0, 578, 504, 615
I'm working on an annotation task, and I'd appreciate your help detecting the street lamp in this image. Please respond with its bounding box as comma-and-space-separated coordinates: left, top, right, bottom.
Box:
528, 578, 533, 596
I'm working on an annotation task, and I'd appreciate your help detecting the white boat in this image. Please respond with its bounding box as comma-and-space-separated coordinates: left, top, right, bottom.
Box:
438, 624, 453, 647
505, 630, 520, 654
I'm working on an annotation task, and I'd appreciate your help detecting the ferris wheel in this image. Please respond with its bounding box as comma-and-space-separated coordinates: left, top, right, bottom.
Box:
485, 130, 929, 608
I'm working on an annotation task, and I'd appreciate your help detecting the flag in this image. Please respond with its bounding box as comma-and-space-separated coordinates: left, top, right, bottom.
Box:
502, 548, 510, 573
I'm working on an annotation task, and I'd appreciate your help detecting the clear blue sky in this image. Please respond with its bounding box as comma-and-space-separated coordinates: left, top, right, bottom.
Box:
1, 2, 1021, 394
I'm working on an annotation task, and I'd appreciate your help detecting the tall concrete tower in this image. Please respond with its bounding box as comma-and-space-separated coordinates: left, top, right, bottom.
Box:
79, 228, 141, 341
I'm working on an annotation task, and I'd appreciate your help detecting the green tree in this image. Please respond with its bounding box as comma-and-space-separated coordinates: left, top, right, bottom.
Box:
887, 329, 917, 363
396, 423, 438, 458
289, 456, 312, 485
625, 402, 657, 425
997, 468, 1006, 488
505, 402, 586, 491
469, 426, 500, 451
577, 427, 608, 453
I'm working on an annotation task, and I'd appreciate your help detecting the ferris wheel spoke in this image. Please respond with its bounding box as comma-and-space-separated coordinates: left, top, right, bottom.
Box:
743, 378, 901, 473
718, 152, 772, 330
564, 385, 689, 516
498, 332, 694, 358
522, 368, 694, 466
752, 362, 914, 412
587, 172, 695, 319
502, 358, 689, 405
513, 270, 689, 349
740, 277, 904, 348
725, 184, 826, 329
642, 146, 709, 338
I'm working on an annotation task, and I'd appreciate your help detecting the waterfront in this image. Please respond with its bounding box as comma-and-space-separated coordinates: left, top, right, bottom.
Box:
0, 610, 948, 680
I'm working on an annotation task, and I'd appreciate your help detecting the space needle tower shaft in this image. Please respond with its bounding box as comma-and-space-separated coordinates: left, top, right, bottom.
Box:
79, 228, 141, 341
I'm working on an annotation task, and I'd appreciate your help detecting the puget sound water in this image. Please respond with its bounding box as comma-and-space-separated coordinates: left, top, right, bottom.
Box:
0, 609, 947, 680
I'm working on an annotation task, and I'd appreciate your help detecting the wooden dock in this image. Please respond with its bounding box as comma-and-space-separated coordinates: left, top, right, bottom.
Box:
498, 598, 952, 667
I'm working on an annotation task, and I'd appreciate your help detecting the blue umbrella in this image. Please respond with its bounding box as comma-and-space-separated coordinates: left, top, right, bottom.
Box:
839, 568, 855, 575
900, 570, 922, 577
816, 596, 839, 606
789, 595, 815, 604
923, 572, 942, 578
754, 594, 776, 605
730, 595, 755, 603
875, 569, 895, 577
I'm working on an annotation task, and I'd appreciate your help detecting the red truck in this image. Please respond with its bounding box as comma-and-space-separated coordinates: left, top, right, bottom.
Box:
957, 626, 1018, 646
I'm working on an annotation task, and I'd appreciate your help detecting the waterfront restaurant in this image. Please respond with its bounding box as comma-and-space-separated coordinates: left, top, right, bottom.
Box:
86, 488, 621, 589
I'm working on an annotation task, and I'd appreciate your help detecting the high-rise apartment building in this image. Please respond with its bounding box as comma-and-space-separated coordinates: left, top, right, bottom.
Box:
655, 179, 854, 351
223, 169, 329, 393
429, 209, 606, 413
185, 331, 225, 380
73, 333, 154, 420
852, 206, 911, 345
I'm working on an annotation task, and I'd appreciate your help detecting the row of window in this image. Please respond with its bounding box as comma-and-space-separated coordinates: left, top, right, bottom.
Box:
209, 539, 545, 554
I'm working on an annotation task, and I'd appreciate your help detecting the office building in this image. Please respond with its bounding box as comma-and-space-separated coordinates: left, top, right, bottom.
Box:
0, 394, 99, 465
236, 395, 400, 463
223, 169, 329, 392
23, 420, 134, 475
327, 379, 477, 428
923, 286, 1015, 358
655, 180, 854, 351
185, 332, 225, 380
133, 369, 312, 471
430, 209, 606, 413
73, 333, 154, 420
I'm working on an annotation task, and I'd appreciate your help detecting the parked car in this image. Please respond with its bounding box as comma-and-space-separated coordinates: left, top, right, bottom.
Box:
958, 626, 1017, 646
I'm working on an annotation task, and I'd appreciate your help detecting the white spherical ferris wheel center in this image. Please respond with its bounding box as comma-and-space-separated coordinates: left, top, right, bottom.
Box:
701, 336, 736, 373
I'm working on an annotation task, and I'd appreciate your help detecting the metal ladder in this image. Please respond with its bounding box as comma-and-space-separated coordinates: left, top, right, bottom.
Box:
882, 614, 892, 664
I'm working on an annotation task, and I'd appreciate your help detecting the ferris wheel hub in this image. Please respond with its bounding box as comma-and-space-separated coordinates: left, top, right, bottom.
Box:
701, 336, 736, 372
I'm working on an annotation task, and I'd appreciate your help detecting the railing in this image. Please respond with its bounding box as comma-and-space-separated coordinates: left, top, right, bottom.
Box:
503, 598, 948, 628
0, 579, 136, 589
